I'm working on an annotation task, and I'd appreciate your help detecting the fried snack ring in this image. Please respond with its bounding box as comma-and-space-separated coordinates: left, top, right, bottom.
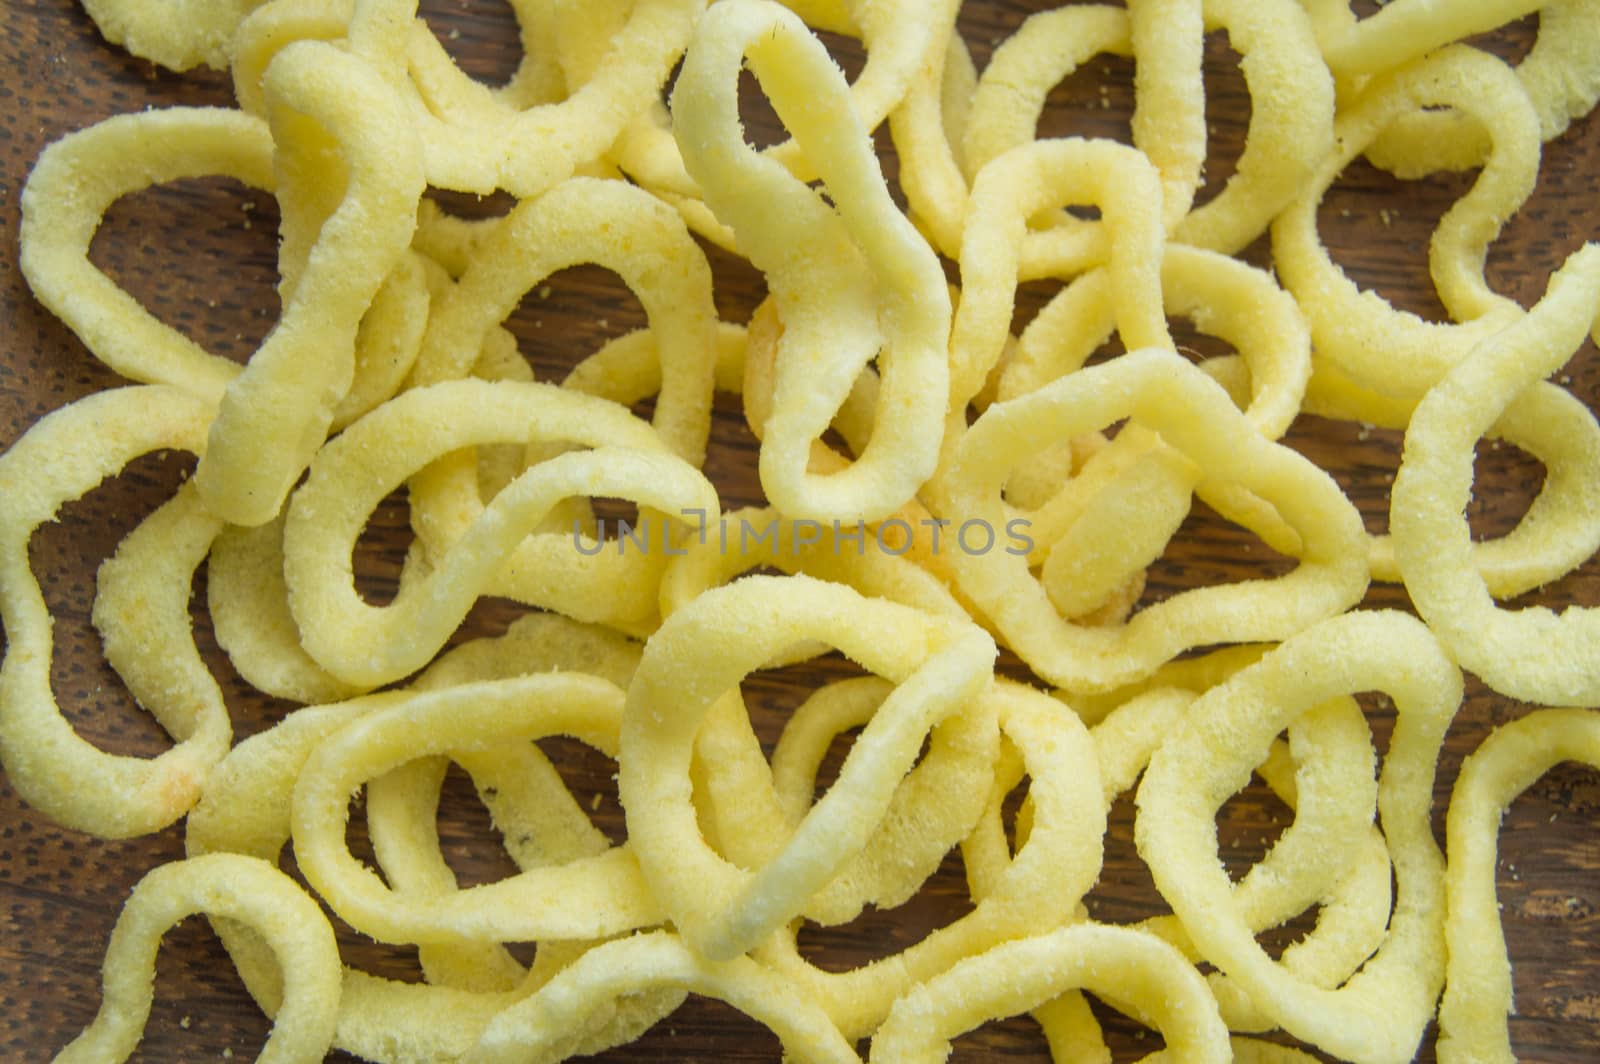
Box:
1305, 365, 1600, 599
601, 0, 956, 220
1088, 685, 1395, 1034
672, 0, 951, 523
1137, 610, 1460, 1064
941, 137, 1210, 620
1361, 0, 1600, 176
19, 107, 273, 400
996, 243, 1313, 570
1437, 708, 1600, 1063
713, 668, 985, 928
186, 691, 529, 1061
0, 386, 226, 838
621, 573, 995, 961
934, 348, 1366, 693
867, 923, 1230, 1064
965, 0, 1331, 262
78, 0, 263, 71
367, 616, 671, 1004
466, 930, 860, 1064
293, 673, 661, 945
193, 39, 425, 528
737, 303, 997, 620
349, 614, 640, 990
411, 176, 718, 463
1392, 243, 1600, 706
188, 623, 673, 1062
282, 379, 718, 686
949, 136, 1166, 414
656, 508, 986, 928
52, 853, 340, 1064
338, 0, 695, 198
754, 679, 1103, 1039
1271, 46, 1540, 402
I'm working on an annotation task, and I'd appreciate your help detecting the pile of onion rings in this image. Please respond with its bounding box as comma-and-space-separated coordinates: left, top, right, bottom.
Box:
3, 0, 1599, 1061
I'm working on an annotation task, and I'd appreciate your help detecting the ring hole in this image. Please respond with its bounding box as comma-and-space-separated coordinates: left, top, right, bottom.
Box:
1193, 29, 1250, 210
436, 759, 526, 888
42, 450, 197, 759
417, 0, 524, 89
1314, 159, 1474, 324
352, 484, 414, 608
506, 265, 649, 385
91, 177, 281, 366
793, 845, 974, 973
533, 737, 628, 849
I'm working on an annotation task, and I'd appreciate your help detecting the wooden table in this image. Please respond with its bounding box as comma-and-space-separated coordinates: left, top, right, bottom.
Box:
2, 1, 1598, 1060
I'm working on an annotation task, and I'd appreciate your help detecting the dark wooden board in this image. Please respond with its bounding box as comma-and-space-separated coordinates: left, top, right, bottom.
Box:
1, 1, 1598, 1061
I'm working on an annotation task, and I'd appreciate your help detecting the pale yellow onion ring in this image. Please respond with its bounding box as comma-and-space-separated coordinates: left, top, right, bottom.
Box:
78, 0, 264, 70
964, 0, 1332, 262
621, 573, 995, 961
754, 679, 1104, 1040
867, 923, 1230, 1064
51, 854, 340, 1064
955, 727, 1106, 1064
737, 301, 992, 619
941, 137, 1189, 621
466, 931, 860, 1064
385, 612, 645, 980
1138, 702, 1394, 1034
607, 0, 959, 250
1270, 46, 1539, 402
289, 442, 716, 687
1437, 708, 1600, 1064
282, 379, 718, 685
996, 244, 1313, 576
18, 108, 273, 400
1362, 0, 1600, 176
344, 0, 697, 198
411, 176, 718, 463
0, 386, 222, 838
187, 623, 673, 1061
1303, 366, 1600, 599
292, 673, 662, 944
672, 0, 951, 523
1136, 610, 1460, 1063
186, 691, 527, 1061
363, 617, 640, 991
1392, 243, 1600, 706
1086, 684, 1395, 1033
194, 39, 425, 527
931, 348, 1366, 693
656, 508, 984, 929
949, 136, 1166, 416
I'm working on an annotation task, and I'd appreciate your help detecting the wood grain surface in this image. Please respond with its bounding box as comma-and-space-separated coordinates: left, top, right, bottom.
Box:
2, 1, 1599, 1061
